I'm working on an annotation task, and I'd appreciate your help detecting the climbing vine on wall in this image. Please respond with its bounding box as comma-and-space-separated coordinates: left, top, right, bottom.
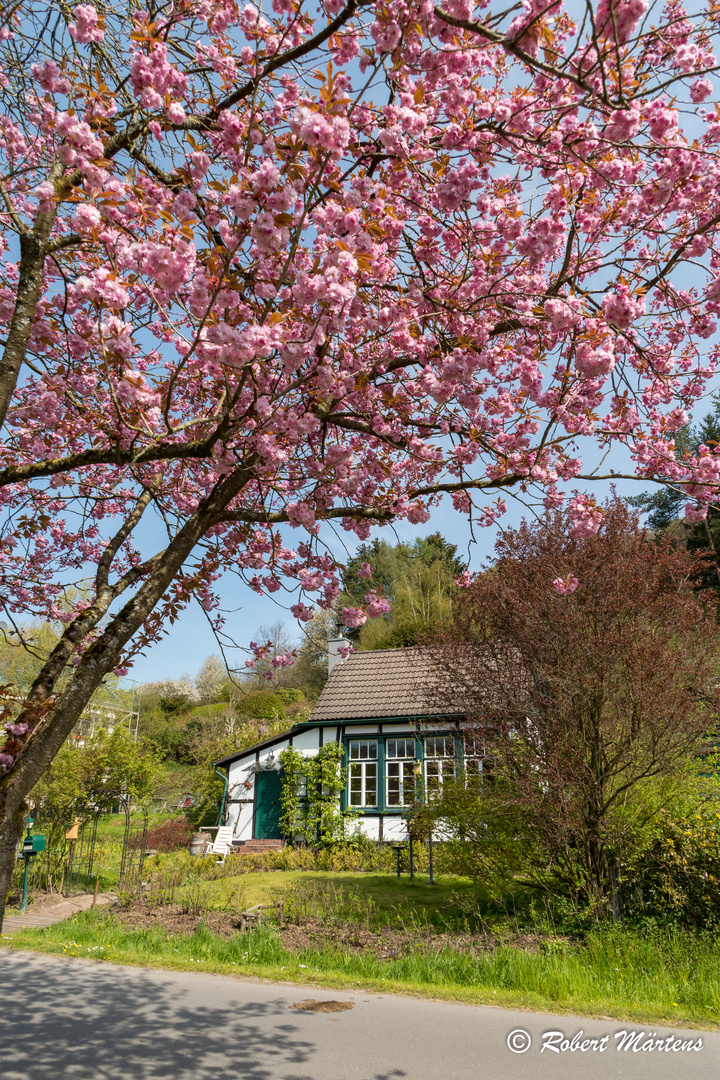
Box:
278, 743, 350, 846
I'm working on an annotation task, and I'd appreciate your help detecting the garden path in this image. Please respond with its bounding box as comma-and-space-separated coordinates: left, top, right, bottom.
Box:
1, 892, 115, 935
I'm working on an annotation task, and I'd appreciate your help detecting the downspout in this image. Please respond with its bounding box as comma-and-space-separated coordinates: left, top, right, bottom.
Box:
214, 766, 229, 826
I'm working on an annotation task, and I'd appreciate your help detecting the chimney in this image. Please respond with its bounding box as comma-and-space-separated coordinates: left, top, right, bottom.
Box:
327, 635, 352, 676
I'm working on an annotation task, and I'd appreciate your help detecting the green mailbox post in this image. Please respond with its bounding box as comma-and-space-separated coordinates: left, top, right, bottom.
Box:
18, 816, 46, 913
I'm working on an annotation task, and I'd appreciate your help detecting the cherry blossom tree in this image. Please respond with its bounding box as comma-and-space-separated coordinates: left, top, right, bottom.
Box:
1, 0, 720, 924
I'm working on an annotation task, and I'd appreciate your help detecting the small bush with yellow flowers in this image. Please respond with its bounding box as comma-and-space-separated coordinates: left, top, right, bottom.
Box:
623, 805, 720, 929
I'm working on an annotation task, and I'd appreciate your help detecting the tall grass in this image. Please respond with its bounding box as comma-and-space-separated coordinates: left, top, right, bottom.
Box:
5, 909, 719, 1027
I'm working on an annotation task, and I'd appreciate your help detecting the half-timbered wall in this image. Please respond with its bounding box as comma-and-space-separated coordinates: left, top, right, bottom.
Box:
222, 719, 462, 843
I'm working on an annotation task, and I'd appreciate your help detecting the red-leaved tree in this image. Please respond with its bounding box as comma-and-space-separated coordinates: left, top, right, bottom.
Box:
1, 0, 720, 922
426, 498, 720, 903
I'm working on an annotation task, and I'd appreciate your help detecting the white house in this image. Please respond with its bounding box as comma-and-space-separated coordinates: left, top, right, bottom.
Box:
215, 643, 473, 845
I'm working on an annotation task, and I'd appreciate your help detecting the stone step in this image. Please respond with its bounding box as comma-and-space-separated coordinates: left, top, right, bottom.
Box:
231, 839, 284, 852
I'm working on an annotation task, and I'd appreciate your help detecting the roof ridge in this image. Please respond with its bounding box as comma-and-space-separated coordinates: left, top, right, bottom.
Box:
345, 645, 426, 657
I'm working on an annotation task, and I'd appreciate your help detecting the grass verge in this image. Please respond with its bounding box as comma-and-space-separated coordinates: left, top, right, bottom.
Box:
2, 908, 719, 1030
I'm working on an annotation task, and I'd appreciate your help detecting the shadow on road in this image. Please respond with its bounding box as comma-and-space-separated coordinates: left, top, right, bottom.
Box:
0, 951, 405, 1080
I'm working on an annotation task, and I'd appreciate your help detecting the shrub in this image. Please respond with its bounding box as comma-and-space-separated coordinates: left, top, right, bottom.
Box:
187, 702, 231, 720
275, 688, 305, 705
279, 744, 348, 845
141, 678, 200, 713
234, 690, 286, 721
140, 818, 193, 852
622, 806, 720, 930
143, 837, 440, 881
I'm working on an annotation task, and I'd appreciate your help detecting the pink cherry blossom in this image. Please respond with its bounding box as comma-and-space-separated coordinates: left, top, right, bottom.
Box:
568, 496, 604, 539
544, 296, 583, 333
291, 105, 350, 155
684, 503, 708, 523
602, 284, 645, 329
342, 607, 368, 629
72, 204, 102, 235
553, 576, 579, 595
166, 102, 186, 125
690, 78, 714, 104
4, 722, 28, 736
33, 181, 55, 213
595, 0, 648, 44
290, 602, 315, 622
371, 18, 401, 53
69, 5, 104, 44
364, 590, 391, 617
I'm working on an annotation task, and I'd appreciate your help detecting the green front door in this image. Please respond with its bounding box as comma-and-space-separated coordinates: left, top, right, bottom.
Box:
256, 769, 283, 839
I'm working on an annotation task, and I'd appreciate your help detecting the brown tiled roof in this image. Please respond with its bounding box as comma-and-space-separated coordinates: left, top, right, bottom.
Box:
309, 647, 460, 722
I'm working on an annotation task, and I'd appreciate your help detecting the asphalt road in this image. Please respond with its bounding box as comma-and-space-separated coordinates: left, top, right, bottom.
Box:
0, 949, 718, 1080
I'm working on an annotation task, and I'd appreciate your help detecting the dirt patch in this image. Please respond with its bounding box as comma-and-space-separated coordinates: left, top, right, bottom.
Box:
103, 899, 574, 958
113, 898, 244, 938
280, 918, 424, 958
278, 915, 557, 958
291, 999, 354, 1013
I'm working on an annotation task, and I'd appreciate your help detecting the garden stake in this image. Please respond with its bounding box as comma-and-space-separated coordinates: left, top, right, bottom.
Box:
19, 848, 30, 913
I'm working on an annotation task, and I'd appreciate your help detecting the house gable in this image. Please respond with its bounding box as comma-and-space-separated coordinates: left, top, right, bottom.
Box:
215, 647, 467, 845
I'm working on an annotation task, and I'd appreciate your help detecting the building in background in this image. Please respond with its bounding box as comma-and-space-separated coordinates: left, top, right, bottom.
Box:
215, 642, 474, 845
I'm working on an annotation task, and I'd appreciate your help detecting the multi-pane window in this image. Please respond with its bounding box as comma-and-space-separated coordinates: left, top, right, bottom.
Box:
348, 740, 378, 807
464, 757, 483, 784
386, 738, 416, 807
463, 734, 489, 785
424, 735, 455, 797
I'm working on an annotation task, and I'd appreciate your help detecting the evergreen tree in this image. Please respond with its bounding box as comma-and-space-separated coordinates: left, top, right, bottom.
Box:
629, 395, 720, 594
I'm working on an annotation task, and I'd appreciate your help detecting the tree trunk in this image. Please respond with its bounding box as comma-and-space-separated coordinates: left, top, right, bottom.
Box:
586, 830, 608, 904
0, 461, 255, 930
0, 786, 25, 926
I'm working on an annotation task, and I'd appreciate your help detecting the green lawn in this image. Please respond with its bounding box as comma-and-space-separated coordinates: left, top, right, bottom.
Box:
177, 870, 477, 927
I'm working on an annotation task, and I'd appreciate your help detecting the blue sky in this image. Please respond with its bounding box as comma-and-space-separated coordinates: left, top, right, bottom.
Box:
128, 444, 647, 686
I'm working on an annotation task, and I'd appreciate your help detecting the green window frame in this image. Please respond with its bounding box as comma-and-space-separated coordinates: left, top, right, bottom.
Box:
424, 735, 455, 799
385, 737, 416, 807
343, 730, 457, 811
348, 739, 378, 808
